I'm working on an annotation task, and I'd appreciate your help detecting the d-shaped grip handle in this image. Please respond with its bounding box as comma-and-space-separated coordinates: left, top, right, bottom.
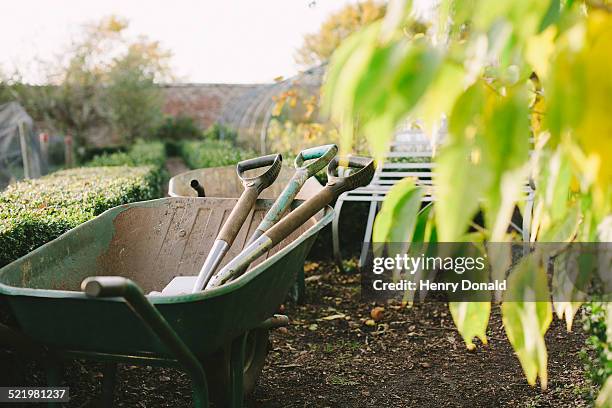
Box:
294, 144, 338, 177
326, 156, 376, 195
261, 155, 374, 247
236, 153, 283, 193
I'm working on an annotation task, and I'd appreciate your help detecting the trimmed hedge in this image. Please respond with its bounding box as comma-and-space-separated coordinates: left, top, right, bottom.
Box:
180, 140, 255, 169
87, 140, 167, 169
0, 166, 163, 267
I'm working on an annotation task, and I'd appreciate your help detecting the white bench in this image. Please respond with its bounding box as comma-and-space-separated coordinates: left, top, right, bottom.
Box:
332, 135, 534, 272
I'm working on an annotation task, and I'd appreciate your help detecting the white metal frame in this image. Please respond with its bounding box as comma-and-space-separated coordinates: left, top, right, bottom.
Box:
332, 136, 534, 272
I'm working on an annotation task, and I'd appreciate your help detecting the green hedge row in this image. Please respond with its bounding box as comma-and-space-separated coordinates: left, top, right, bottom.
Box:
87, 140, 167, 169
180, 140, 255, 169
0, 166, 163, 267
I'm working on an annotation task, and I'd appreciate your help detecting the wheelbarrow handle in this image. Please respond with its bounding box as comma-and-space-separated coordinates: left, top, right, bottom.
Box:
247, 144, 338, 244
81, 277, 209, 403
206, 156, 375, 289
190, 179, 206, 197
82, 276, 133, 297
236, 153, 283, 194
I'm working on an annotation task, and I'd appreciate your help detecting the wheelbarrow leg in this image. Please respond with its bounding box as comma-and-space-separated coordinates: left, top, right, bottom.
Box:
101, 362, 117, 406
229, 333, 247, 408
192, 382, 209, 408
332, 194, 347, 273
43, 357, 62, 408
289, 268, 306, 304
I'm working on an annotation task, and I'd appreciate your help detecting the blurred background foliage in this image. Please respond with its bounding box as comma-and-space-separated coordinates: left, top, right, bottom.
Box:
323, 0, 611, 403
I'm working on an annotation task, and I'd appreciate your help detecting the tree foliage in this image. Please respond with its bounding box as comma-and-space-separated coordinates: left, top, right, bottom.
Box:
0, 15, 172, 146
295, 1, 386, 67
323, 0, 612, 401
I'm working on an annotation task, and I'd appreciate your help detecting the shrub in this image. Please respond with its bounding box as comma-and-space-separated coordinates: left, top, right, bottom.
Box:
154, 115, 203, 141
180, 140, 255, 169
581, 302, 611, 396
87, 140, 166, 169
0, 166, 163, 267
203, 123, 238, 144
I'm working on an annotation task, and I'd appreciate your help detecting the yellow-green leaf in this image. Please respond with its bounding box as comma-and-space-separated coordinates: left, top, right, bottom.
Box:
539, 202, 580, 242
435, 143, 487, 241
596, 376, 612, 408
551, 247, 593, 331
526, 26, 557, 80
449, 301, 491, 350
502, 255, 552, 389
373, 178, 423, 243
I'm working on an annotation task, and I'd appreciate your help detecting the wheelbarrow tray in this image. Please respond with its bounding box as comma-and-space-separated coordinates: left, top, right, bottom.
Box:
168, 165, 323, 199
0, 197, 332, 359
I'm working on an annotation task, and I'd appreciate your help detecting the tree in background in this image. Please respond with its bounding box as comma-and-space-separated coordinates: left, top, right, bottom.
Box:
0, 16, 172, 147
265, 1, 388, 155
295, 0, 386, 67
101, 34, 172, 142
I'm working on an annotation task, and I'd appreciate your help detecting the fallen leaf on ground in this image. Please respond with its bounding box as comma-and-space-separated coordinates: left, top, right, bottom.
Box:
319, 313, 346, 321
371, 306, 385, 321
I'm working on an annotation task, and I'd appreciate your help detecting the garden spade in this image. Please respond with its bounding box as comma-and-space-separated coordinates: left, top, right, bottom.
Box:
191, 153, 282, 292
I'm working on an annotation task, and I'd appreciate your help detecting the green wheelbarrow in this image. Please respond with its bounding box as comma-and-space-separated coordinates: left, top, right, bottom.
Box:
0, 197, 330, 407
0, 157, 374, 407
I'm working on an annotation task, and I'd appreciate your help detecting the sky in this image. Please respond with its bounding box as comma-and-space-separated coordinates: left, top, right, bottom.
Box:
1, 0, 359, 84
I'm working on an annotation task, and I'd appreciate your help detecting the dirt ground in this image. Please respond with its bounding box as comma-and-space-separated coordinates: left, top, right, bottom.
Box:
6, 261, 595, 408
252, 262, 594, 408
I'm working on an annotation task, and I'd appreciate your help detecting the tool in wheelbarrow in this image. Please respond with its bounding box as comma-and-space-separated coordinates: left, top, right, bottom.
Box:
191, 153, 282, 292
247, 144, 338, 245
207, 156, 376, 289
158, 145, 335, 297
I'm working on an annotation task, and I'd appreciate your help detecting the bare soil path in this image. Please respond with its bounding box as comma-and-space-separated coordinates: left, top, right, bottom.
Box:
163, 156, 190, 196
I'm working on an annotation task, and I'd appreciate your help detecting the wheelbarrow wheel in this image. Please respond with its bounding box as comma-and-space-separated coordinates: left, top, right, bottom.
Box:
203, 329, 270, 406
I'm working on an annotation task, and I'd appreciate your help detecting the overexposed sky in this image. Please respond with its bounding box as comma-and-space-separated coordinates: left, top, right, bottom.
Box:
1, 0, 359, 84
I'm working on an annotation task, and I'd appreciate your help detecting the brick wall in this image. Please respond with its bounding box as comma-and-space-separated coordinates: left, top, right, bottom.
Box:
162, 83, 266, 130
